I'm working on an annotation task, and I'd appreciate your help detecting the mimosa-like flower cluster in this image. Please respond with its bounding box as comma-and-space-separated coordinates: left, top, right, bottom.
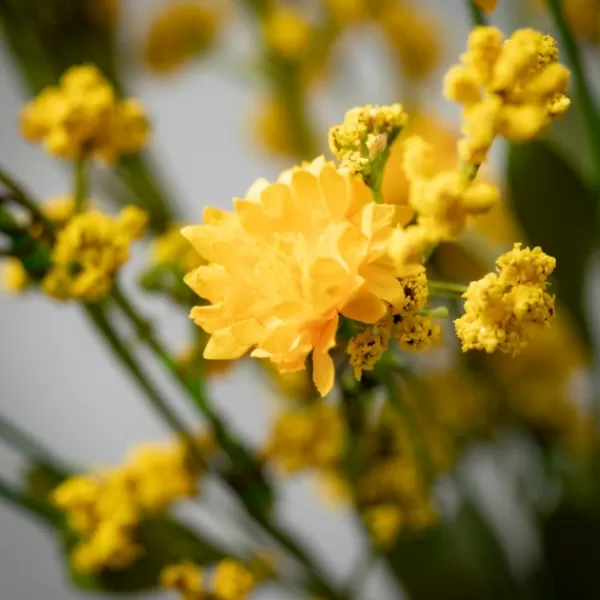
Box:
162, 559, 256, 600
445, 26, 570, 165
21, 65, 149, 162
53, 438, 210, 573
43, 206, 147, 302
455, 244, 556, 355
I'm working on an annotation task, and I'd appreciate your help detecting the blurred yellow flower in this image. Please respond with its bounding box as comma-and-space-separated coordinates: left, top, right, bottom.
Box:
144, 1, 223, 74
1, 258, 30, 294
183, 157, 412, 396
252, 97, 295, 158
152, 225, 203, 274
161, 561, 204, 598
263, 8, 311, 61
212, 559, 255, 600
21, 65, 149, 163
564, 0, 599, 42
474, 0, 498, 12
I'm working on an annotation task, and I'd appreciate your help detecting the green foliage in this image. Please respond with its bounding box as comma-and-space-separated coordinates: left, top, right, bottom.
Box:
507, 140, 597, 348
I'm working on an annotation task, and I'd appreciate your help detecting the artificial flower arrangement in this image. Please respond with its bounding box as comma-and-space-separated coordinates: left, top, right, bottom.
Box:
0, 0, 599, 599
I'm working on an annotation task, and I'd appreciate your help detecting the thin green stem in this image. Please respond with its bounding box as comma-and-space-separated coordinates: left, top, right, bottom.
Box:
0, 476, 61, 526
428, 280, 468, 297
545, 0, 600, 191
82, 303, 203, 464
73, 157, 87, 213
0, 414, 68, 475
0, 166, 54, 236
467, 0, 487, 26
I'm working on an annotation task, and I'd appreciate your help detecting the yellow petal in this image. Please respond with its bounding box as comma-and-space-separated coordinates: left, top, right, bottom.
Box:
184, 265, 230, 303
230, 319, 267, 345
245, 177, 270, 201
312, 350, 335, 396
341, 288, 387, 323
181, 225, 219, 262
261, 182, 292, 218
314, 314, 339, 352
190, 304, 225, 333
319, 163, 349, 219
204, 327, 251, 359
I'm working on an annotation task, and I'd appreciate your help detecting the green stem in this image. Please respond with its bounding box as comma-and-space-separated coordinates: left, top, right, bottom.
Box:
73, 157, 87, 213
0, 166, 54, 236
82, 303, 204, 464
0, 414, 68, 475
545, 0, 600, 191
428, 280, 468, 297
467, 0, 487, 26
0, 476, 61, 526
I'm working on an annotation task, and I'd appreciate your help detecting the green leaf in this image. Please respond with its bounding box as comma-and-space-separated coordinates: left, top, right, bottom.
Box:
507, 140, 596, 348
24, 463, 68, 504
64, 516, 228, 594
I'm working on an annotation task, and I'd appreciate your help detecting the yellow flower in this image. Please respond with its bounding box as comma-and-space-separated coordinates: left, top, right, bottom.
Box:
378, 4, 440, 79
455, 243, 556, 355
21, 65, 150, 163
252, 97, 295, 158
395, 314, 441, 352
262, 9, 311, 60
1, 258, 30, 294
364, 504, 403, 547
42, 206, 147, 302
347, 313, 393, 380
144, 1, 223, 74
263, 403, 345, 474
183, 157, 412, 396
445, 27, 570, 165
161, 561, 204, 597
212, 559, 255, 600
152, 226, 203, 273
324, 0, 367, 23
474, 0, 498, 12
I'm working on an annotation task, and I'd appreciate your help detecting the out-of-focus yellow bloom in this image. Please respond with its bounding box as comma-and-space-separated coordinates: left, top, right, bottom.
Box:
263, 8, 311, 61
53, 438, 205, 574
144, 1, 223, 74
382, 113, 458, 206
263, 403, 345, 474
445, 27, 571, 165
29, 195, 77, 238
212, 559, 256, 600
329, 104, 409, 180
42, 206, 147, 302
455, 243, 556, 355
152, 225, 203, 274
21, 65, 150, 163
474, 0, 498, 12
183, 157, 412, 396
1, 258, 30, 294
363, 504, 403, 547
378, 3, 440, 79
252, 97, 295, 158
161, 561, 204, 598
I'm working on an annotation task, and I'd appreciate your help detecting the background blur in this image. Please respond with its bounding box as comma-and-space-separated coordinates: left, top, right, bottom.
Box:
0, 1, 556, 598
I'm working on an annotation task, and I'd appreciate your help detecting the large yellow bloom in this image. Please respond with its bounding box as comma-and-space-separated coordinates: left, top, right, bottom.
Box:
183, 158, 411, 396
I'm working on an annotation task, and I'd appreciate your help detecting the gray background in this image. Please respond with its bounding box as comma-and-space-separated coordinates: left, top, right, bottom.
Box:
0, 1, 532, 598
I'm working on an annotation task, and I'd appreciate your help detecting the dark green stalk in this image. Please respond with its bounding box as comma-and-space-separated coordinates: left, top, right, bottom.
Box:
0, 166, 54, 236
0, 477, 61, 526
0, 414, 68, 475
545, 0, 600, 191
73, 157, 87, 213
467, 0, 487, 26
83, 303, 202, 461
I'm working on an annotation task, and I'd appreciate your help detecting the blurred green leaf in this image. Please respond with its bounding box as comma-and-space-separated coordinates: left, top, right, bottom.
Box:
24, 462, 68, 504
64, 516, 228, 594
507, 140, 596, 348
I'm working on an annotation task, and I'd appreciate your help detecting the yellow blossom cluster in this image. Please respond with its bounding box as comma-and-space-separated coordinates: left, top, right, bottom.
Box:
144, 2, 224, 74
42, 206, 148, 302
358, 405, 436, 547
329, 104, 408, 178
21, 65, 149, 162
162, 558, 255, 600
262, 8, 312, 61
455, 243, 556, 355
183, 157, 412, 396
444, 27, 571, 165
263, 402, 345, 476
53, 439, 203, 573
347, 267, 440, 379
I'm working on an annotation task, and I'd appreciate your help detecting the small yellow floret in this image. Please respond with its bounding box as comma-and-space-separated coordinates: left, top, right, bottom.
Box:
161, 561, 204, 596
212, 559, 255, 600
2, 258, 30, 294
263, 9, 311, 60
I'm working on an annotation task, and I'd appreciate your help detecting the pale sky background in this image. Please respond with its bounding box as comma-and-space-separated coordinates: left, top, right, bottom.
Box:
0, 1, 545, 599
